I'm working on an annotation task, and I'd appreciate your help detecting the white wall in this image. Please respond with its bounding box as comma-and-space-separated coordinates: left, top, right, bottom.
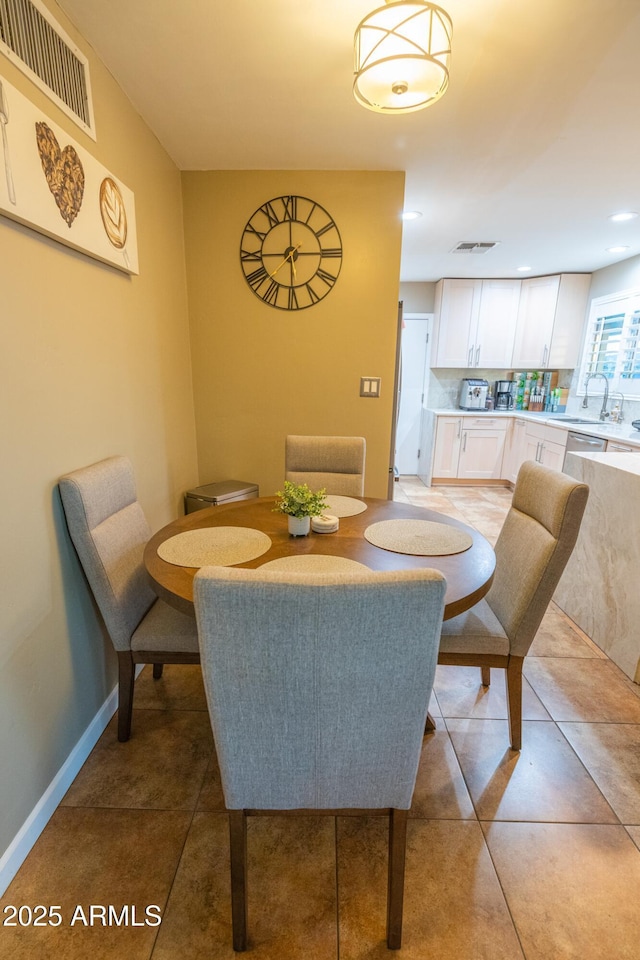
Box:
567, 253, 640, 421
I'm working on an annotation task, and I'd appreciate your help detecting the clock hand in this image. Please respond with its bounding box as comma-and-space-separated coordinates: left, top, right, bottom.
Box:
269, 242, 302, 278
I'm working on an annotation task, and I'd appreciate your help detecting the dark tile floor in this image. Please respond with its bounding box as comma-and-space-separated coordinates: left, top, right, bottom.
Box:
2, 478, 640, 959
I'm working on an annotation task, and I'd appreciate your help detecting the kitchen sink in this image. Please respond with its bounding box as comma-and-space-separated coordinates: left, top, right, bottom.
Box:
548, 416, 603, 425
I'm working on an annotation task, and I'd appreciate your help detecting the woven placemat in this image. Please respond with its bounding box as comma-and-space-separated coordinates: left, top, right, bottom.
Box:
324, 495, 368, 517
259, 555, 370, 573
364, 519, 472, 556
157, 527, 272, 567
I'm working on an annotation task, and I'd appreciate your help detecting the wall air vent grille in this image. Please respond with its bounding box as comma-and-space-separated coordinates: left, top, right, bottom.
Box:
0, 0, 95, 137
452, 241, 500, 254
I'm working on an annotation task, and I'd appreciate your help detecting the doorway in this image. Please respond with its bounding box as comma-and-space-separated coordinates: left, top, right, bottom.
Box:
395, 313, 432, 475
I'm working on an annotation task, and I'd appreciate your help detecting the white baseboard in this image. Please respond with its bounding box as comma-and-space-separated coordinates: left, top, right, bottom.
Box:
0, 666, 142, 897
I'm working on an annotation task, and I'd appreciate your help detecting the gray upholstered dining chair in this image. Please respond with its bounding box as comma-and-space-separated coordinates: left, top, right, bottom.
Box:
193, 566, 447, 951
59, 456, 199, 742
438, 459, 589, 751
285, 434, 366, 495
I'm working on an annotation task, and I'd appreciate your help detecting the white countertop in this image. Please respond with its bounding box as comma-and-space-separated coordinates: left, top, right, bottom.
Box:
427, 408, 640, 447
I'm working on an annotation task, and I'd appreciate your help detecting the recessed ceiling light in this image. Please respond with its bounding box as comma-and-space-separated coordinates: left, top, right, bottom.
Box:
401, 210, 422, 221
517, 266, 532, 272
606, 245, 630, 254
608, 211, 638, 222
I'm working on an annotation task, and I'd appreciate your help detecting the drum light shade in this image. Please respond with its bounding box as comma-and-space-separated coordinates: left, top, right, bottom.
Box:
354, 1, 452, 114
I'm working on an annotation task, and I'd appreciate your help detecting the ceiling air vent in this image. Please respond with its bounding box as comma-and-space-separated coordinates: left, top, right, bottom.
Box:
452, 241, 500, 254
0, 0, 95, 138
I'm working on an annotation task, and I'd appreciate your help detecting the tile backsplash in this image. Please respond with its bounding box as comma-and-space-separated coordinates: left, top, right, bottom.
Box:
427, 367, 640, 424
427, 369, 574, 410
566, 368, 640, 423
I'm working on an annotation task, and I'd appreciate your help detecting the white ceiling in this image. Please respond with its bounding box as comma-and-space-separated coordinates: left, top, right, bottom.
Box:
56, 0, 640, 282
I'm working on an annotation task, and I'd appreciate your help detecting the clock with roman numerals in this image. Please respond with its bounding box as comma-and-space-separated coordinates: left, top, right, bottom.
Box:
240, 195, 342, 310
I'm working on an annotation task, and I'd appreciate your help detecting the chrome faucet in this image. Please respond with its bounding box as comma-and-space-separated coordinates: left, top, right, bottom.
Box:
582, 372, 609, 421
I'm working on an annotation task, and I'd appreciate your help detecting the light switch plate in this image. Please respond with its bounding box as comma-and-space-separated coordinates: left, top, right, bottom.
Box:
360, 377, 381, 398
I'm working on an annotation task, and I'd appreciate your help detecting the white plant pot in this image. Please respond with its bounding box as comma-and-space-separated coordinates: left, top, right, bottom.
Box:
287, 515, 311, 537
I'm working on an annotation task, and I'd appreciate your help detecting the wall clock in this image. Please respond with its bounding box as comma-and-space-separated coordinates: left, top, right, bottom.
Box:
240, 195, 342, 310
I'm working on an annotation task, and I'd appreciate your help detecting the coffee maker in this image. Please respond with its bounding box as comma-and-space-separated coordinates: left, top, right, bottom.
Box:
494, 380, 516, 410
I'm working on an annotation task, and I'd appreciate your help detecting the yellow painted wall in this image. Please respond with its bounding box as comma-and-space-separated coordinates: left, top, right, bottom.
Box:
0, 4, 198, 862
182, 171, 405, 498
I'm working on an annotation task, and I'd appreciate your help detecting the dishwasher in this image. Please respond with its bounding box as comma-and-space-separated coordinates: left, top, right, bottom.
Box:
563, 430, 606, 467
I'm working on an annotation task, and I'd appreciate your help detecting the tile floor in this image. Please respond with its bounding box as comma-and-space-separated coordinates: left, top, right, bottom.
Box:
2, 478, 640, 959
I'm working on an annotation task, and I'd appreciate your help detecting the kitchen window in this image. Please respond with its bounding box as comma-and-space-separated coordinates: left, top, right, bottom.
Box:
578, 289, 640, 397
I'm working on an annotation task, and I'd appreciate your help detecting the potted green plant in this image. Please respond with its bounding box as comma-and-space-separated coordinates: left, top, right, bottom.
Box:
273, 480, 329, 536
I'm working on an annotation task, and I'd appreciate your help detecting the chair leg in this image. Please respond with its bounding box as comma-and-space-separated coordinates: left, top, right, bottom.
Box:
481, 665, 491, 687
152, 662, 164, 680
229, 810, 248, 952
505, 656, 524, 751
117, 651, 135, 742
387, 808, 408, 950
424, 710, 437, 733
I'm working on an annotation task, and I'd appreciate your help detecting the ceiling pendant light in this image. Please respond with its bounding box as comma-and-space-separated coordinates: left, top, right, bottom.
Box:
354, 1, 452, 114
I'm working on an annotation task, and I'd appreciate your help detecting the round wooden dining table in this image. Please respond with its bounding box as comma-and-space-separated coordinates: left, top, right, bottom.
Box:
144, 496, 495, 621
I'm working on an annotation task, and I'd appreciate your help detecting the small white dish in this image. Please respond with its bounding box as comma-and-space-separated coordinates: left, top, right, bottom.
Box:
311, 514, 339, 534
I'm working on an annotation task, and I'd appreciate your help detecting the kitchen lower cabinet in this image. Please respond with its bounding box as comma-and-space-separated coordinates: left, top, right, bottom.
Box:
432, 416, 507, 481
523, 421, 568, 471
432, 417, 462, 478
458, 423, 507, 479
503, 419, 568, 481
502, 417, 528, 483
540, 440, 566, 470
606, 440, 637, 452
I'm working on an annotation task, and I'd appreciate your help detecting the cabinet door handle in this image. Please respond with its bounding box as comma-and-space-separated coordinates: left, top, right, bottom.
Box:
542, 344, 549, 367
535, 441, 541, 461
475, 345, 481, 366
462, 432, 467, 452
468, 345, 474, 366
456, 420, 461, 438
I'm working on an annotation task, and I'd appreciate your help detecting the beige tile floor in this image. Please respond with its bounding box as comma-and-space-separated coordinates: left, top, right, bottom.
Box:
2, 477, 640, 959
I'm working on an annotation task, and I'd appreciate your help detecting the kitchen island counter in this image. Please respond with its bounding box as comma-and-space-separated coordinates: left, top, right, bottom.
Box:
554, 451, 640, 682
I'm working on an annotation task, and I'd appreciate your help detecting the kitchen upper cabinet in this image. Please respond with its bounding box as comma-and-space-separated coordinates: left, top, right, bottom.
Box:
433, 279, 520, 368
512, 274, 591, 369
433, 280, 481, 367
512, 276, 559, 368
476, 280, 521, 367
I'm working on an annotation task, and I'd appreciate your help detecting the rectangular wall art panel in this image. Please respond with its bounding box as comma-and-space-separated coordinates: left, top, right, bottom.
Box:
0, 74, 138, 274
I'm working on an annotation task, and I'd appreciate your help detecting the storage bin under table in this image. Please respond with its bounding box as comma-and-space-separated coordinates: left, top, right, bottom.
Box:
184, 480, 259, 514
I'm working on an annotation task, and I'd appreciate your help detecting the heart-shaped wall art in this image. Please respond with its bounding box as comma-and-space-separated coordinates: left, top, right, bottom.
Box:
35, 121, 85, 228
